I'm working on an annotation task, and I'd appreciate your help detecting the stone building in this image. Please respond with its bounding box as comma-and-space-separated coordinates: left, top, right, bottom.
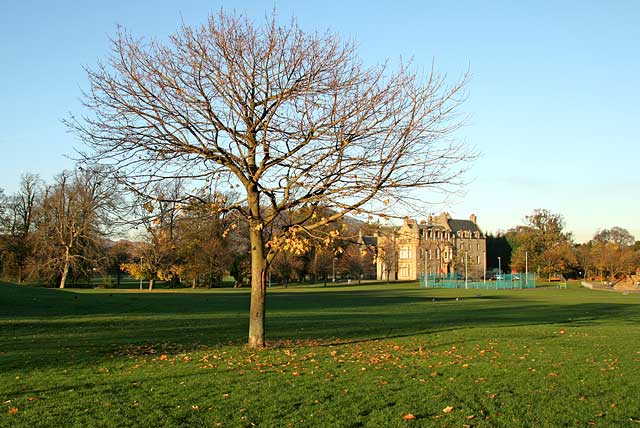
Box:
364, 213, 486, 281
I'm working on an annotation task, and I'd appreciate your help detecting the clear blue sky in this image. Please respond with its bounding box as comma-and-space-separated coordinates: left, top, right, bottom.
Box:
1, 0, 638, 242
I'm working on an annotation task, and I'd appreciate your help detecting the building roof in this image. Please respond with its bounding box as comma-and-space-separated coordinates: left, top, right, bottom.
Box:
447, 219, 482, 234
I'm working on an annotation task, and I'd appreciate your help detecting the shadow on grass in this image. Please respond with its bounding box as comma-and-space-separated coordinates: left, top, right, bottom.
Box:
1, 282, 639, 372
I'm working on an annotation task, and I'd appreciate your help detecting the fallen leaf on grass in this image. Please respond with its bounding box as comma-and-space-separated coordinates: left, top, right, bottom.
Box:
27, 397, 40, 402
8, 407, 19, 415
443, 406, 454, 414
402, 413, 416, 420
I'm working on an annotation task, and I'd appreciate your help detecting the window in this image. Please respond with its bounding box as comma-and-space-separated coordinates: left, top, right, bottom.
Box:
477, 255, 481, 265
435, 248, 440, 259
400, 247, 412, 259
400, 265, 411, 278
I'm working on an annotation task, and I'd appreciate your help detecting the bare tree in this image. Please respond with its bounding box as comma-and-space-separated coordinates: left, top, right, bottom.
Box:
33, 169, 114, 288
68, 11, 472, 347
0, 188, 7, 278
123, 181, 185, 290
0, 188, 7, 228
592, 227, 635, 247
0, 174, 43, 282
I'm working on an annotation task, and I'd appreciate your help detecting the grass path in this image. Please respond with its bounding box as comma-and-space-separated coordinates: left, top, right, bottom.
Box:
1, 282, 639, 427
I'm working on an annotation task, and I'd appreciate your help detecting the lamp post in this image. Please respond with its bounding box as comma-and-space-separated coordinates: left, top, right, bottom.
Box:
483, 250, 486, 285
498, 256, 501, 278
332, 257, 337, 283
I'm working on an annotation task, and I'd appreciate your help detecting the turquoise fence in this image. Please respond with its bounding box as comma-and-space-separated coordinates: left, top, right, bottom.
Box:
419, 272, 536, 289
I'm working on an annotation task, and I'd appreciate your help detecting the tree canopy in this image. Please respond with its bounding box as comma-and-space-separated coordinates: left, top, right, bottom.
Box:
68, 10, 472, 347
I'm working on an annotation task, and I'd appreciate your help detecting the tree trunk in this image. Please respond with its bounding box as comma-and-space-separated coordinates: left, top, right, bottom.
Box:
248, 221, 267, 349
148, 278, 154, 290
59, 248, 70, 289
192, 277, 197, 289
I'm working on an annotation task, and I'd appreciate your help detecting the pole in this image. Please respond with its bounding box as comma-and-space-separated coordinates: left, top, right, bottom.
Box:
332, 258, 336, 283
483, 250, 486, 285
525, 251, 528, 286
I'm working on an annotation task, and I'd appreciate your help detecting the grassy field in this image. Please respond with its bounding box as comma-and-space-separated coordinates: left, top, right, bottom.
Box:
1, 281, 639, 427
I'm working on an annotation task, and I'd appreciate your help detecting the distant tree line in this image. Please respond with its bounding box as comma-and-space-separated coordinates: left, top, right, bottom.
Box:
0, 170, 376, 288
486, 209, 639, 282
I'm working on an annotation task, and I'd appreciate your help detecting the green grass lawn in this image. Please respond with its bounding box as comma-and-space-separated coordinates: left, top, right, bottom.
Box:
1, 281, 639, 427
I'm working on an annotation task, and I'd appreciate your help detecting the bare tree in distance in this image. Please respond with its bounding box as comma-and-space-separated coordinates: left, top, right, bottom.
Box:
33, 168, 116, 288
0, 174, 43, 283
592, 227, 635, 247
68, 11, 474, 348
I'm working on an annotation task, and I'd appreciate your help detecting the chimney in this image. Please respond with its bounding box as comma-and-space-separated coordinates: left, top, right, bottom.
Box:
470, 214, 477, 224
